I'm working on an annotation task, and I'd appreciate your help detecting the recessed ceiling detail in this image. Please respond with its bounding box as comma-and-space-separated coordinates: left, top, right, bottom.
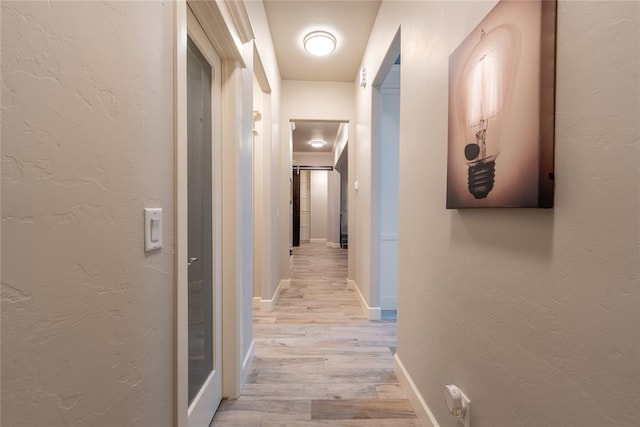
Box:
292, 121, 343, 153
303, 31, 337, 56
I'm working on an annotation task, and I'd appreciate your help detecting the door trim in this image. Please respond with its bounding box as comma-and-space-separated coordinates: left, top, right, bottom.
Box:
174, 2, 189, 425
175, 2, 227, 425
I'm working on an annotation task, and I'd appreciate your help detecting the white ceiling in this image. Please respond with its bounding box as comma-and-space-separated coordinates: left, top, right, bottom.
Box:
263, 0, 382, 82
292, 121, 342, 152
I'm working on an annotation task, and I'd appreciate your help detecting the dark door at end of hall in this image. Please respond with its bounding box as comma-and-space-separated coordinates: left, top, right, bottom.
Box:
292, 170, 300, 247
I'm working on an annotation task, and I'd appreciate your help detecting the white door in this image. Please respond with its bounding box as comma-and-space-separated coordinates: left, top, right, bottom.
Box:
185, 16, 223, 427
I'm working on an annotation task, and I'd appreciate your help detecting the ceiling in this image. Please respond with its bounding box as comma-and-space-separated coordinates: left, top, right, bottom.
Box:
292, 121, 342, 152
263, 0, 382, 82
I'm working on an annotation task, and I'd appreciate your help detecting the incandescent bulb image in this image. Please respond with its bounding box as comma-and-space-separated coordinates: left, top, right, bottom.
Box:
446, 0, 557, 209
459, 30, 512, 199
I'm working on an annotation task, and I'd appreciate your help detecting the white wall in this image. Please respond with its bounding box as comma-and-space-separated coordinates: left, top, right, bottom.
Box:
326, 170, 341, 247
293, 151, 333, 167
310, 170, 328, 241
2, 2, 174, 424
379, 65, 400, 310
239, 42, 255, 372
333, 123, 349, 167
356, 1, 640, 426
245, 1, 282, 302
253, 77, 263, 299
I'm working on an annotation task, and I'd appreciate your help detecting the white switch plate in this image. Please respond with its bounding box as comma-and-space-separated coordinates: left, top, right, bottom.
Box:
144, 208, 162, 252
354, 181, 359, 191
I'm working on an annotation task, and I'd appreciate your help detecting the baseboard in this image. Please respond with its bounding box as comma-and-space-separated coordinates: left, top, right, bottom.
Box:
326, 241, 341, 249
348, 279, 381, 320
394, 354, 440, 427
310, 238, 327, 243
240, 339, 255, 388
380, 295, 398, 310
252, 296, 261, 309
260, 279, 290, 312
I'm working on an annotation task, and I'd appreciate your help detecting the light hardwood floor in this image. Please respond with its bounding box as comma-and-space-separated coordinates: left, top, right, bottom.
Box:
210, 242, 418, 426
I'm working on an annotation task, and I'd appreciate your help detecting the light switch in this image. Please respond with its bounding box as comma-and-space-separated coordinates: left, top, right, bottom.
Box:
144, 208, 162, 252
150, 218, 160, 242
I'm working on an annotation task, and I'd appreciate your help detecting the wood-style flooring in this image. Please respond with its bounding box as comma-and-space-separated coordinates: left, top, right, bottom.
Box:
211, 242, 418, 426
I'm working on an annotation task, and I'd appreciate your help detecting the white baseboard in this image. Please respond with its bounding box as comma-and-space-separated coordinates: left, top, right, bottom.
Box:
252, 296, 261, 309
326, 241, 341, 249
310, 238, 327, 243
260, 279, 290, 312
394, 354, 440, 427
380, 296, 398, 310
348, 279, 381, 320
240, 339, 255, 388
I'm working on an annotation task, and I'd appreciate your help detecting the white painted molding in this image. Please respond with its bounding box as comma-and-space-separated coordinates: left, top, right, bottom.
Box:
260, 279, 290, 312
349, 279, 381, 320
174, 2, 189, 424
187, 0, 245, 65
224, 0, 254, 43
240, 339, 255, 388
394, 354, 440, 427
326, 241, 341, 249
310, 238, 327, 243
252, 44, 271, 94
252, 296, 261, 310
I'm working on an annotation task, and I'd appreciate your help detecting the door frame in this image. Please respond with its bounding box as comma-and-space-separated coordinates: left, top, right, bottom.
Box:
176, 3, 224, 426
174, 1, 249, 425
370, 27, 401, 316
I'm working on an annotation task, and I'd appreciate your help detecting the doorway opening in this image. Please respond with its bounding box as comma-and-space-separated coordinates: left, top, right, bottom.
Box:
290, 120, 348, 251
372, 30, 401, 320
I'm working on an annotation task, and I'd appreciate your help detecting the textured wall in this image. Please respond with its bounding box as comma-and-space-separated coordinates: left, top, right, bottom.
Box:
357, 1, 639, 426
1, 2, 174, 425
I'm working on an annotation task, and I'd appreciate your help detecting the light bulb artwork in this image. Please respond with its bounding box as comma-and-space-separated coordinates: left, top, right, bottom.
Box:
464, 46, 503, 199
446, 0, 557, 209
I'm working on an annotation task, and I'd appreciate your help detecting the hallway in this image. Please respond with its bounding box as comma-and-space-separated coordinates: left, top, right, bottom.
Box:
211, 243, 418, 425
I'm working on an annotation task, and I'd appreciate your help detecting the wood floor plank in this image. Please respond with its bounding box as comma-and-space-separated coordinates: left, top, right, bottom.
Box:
262, 420, 421, 427
214, 399, 311, 422
253, 368, 399, 385
210, 243, 417, 426
376, 384, 410, 399
239, 383, 380, 400
311, 399, 416, 420
251, 356, 325, 370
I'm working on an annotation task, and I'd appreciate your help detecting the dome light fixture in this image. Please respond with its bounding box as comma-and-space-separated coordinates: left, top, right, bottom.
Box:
303, 31, 336, 57
309, 139, 327, 148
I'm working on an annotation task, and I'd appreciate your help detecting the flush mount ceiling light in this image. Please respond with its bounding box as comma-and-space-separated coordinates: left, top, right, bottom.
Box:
309, 140, 327, 148
303, 31, 336, 57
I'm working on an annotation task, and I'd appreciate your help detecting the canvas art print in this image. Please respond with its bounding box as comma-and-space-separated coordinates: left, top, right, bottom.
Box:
446, 0, 556, 208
